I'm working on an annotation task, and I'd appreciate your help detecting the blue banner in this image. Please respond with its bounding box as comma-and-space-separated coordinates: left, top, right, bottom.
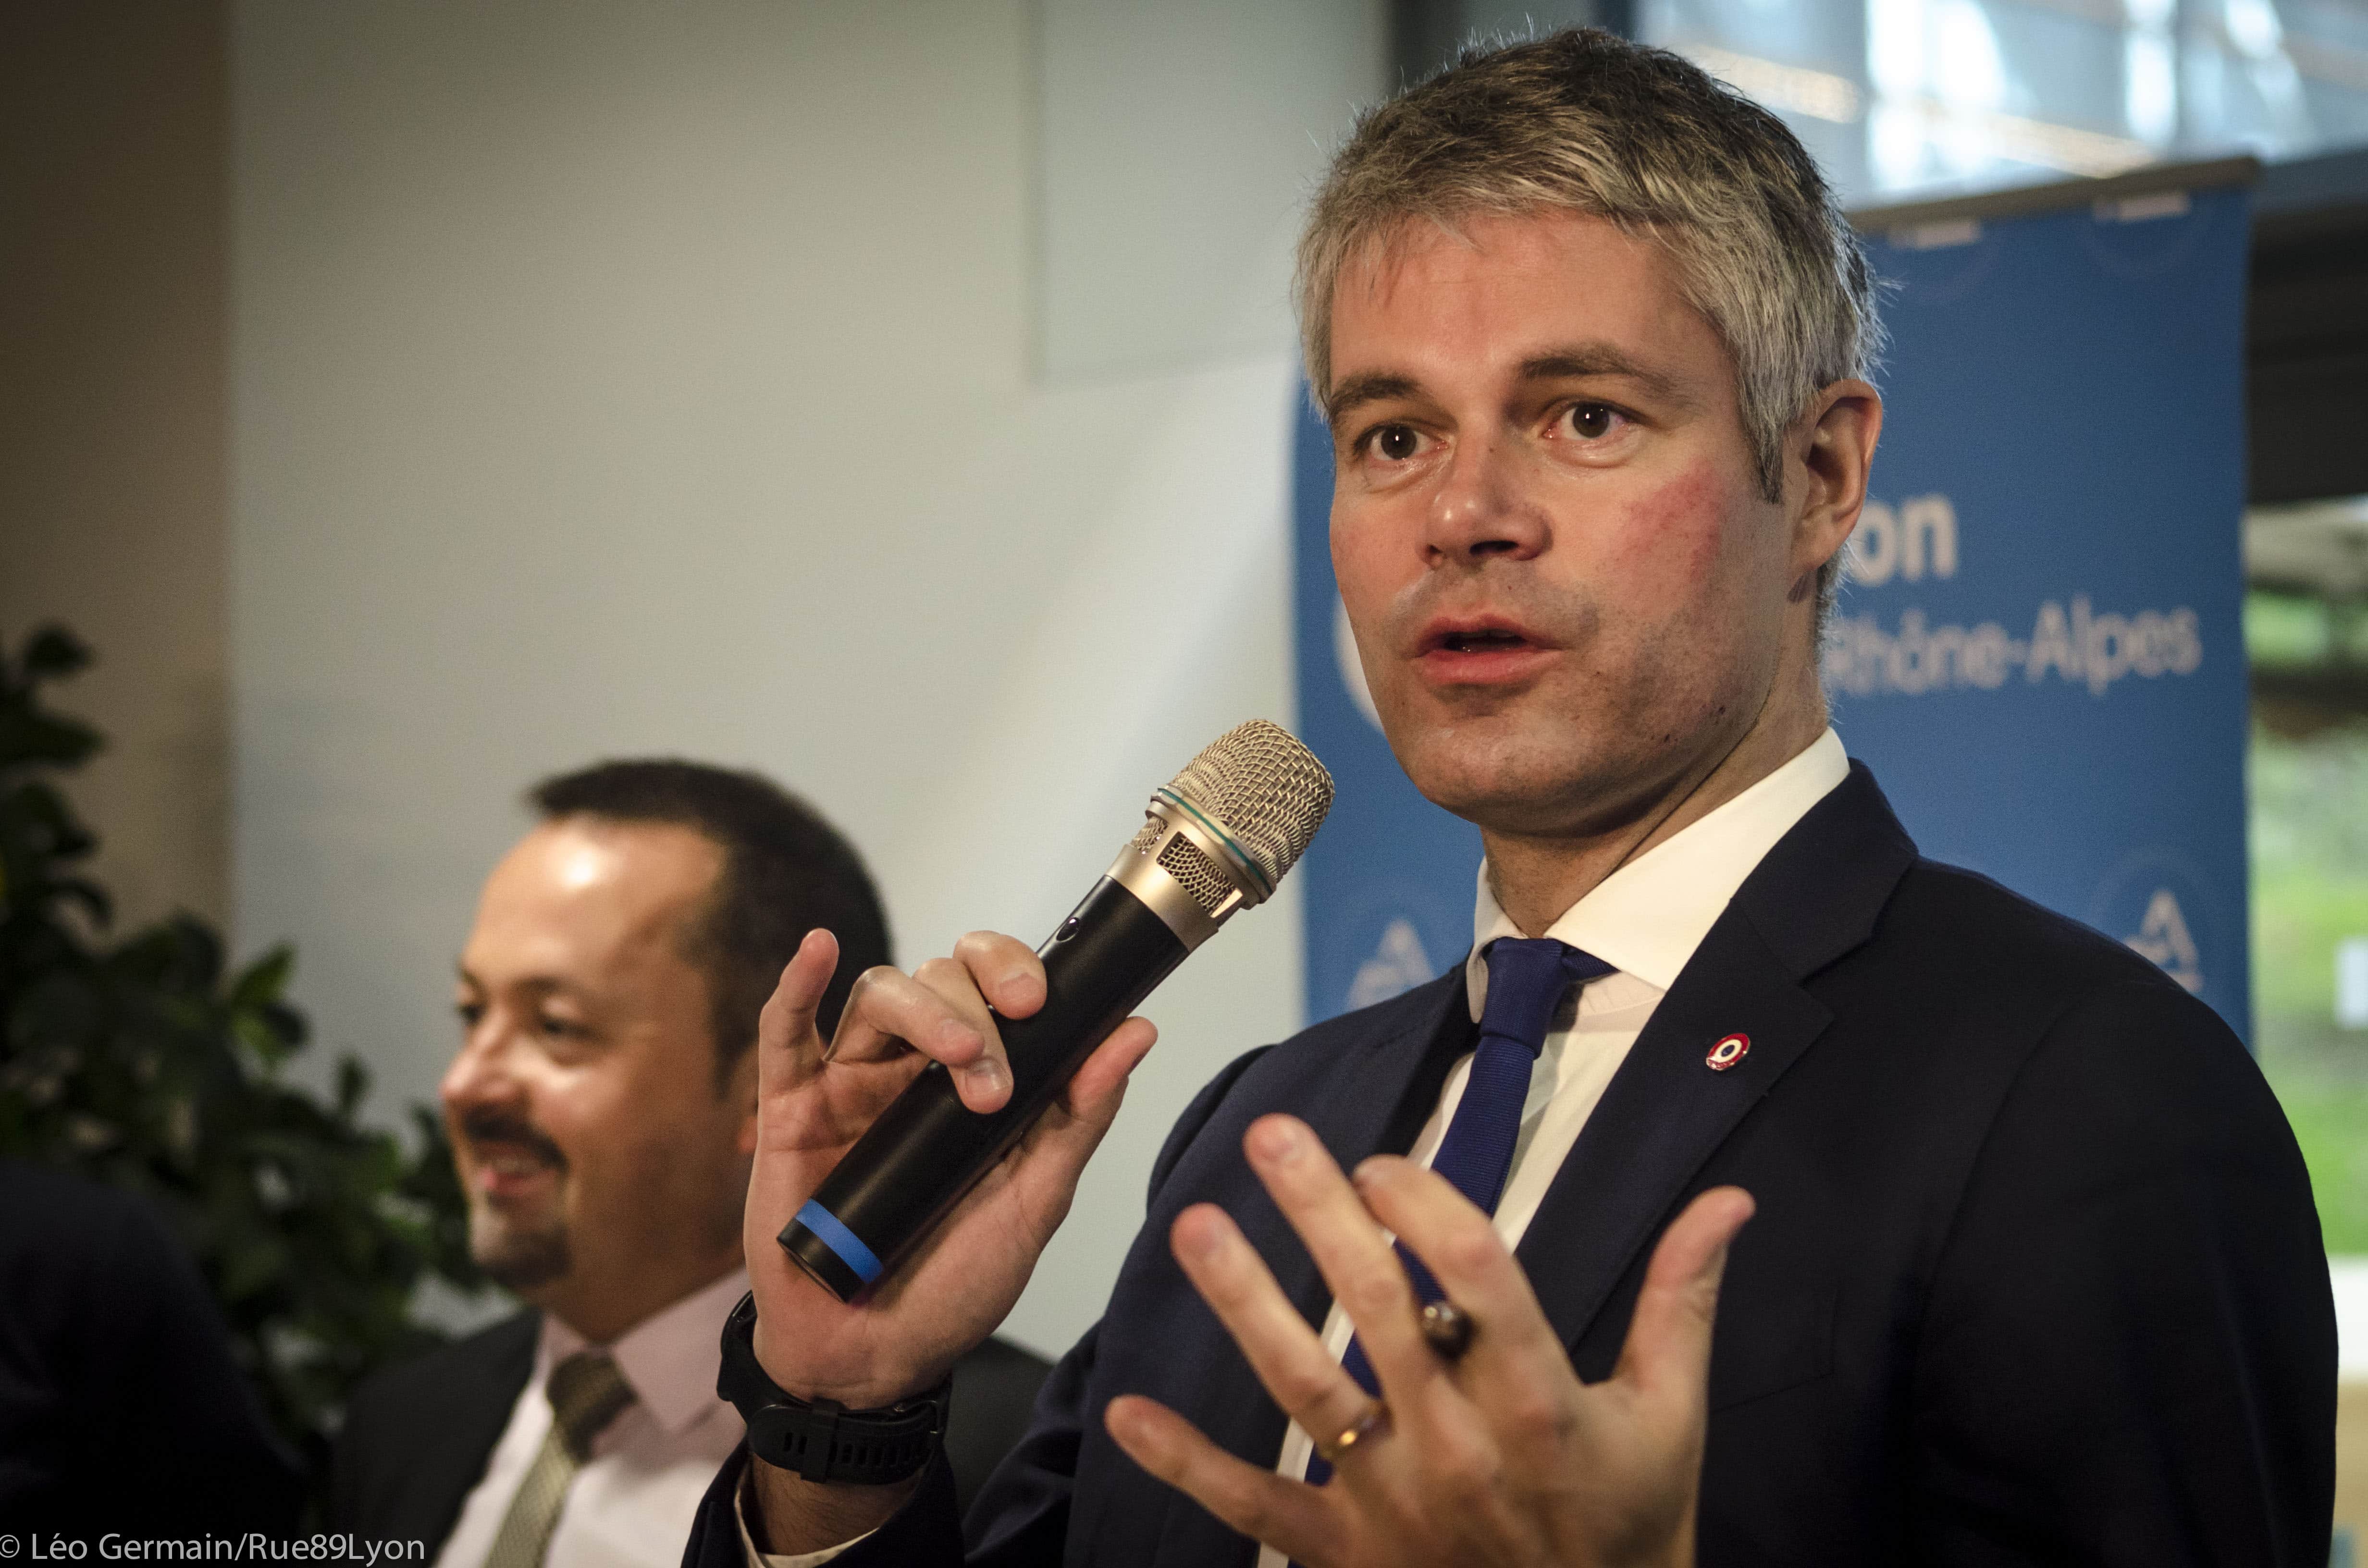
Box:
1291, 178, 2252, 1036
1833, 184, 2253, 1037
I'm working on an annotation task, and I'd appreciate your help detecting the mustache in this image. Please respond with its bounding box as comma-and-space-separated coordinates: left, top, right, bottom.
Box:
457, 1108, 567, 1170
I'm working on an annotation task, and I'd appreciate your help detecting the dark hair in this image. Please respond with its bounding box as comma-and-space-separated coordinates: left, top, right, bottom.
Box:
527, 760, 892, 1087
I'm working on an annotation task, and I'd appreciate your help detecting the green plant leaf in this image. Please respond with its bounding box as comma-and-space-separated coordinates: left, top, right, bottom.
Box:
231, 946, 295, 1011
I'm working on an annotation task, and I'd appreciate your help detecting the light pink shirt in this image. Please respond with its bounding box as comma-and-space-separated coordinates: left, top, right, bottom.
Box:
436, 1269, 749, 1568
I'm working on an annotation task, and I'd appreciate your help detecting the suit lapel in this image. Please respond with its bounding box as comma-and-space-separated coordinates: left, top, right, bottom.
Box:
1515, 763, 1917, 1351
1515, 915, 1830, 1350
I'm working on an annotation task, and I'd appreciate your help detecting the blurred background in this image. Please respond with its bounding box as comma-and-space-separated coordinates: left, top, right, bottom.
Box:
4, 0, 2366, 1534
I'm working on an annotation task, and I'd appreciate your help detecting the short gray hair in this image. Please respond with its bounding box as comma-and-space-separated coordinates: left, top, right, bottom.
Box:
1295, 29, 1882, 603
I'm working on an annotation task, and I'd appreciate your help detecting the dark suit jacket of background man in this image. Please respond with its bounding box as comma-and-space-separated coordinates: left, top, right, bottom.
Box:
333, 1310, 1052, 1553
0, 1163, 304, 1533
683, 764, 2335, 1568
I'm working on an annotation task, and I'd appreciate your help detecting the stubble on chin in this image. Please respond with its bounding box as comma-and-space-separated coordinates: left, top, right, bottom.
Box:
1405, 724, 1619, 836
469, 1202, 573, 1292
1385, 665, 1709, 845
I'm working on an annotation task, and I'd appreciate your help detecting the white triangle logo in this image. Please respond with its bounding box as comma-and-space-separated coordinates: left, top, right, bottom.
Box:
1346, 919, 1434, 1010
2124, 888, 2204, 995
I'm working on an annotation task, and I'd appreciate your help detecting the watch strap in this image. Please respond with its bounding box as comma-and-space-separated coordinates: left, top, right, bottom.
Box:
716, 1292, 950, 1485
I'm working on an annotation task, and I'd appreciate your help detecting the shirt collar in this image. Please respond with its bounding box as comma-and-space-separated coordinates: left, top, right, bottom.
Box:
1466, 728, 1849, 1018
537, 1266, 750, 1438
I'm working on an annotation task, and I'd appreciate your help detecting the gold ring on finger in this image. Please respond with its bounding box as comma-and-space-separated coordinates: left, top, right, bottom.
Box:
1312, 1397, 1391, 1464
1419, 1299, 1476, 1360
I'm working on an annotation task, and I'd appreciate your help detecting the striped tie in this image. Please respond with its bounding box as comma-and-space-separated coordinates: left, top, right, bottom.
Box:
481, 1349, 637, 1568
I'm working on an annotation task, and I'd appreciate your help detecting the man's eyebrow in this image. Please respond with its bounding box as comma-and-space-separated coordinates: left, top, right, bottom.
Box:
1325, 348, 1696, 426
452, 964, 582, 1002
1518, 345, 1692, 406
1324, 372, 1422, 425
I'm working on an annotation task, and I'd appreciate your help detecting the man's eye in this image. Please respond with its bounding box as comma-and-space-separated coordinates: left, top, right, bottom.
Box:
456, 1003, 484, 1029
538, 1015, 584, 1039
1372, 424, 1420, 462
1566, 404, 1622, 440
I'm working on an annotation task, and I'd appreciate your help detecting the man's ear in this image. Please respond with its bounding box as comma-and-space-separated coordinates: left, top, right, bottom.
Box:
1789, 380, 1884, 591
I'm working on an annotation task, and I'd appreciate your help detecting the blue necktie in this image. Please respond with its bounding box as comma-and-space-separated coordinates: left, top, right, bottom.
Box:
1304, 937, 1612, 1485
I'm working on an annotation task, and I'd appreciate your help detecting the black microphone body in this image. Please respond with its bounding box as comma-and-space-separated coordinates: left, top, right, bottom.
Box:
781, 875, 1186, 1301
777, 720, 1333, 1303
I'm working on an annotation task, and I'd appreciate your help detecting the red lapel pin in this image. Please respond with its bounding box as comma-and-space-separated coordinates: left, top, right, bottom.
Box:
1706, 1033, 1750, 1071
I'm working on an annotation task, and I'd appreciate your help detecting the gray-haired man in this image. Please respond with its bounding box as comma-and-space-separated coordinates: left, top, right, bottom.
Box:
695, 30, 2332, 1568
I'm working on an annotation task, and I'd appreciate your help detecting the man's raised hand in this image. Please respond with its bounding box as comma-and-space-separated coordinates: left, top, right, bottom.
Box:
1105, 1115, 1751, 1568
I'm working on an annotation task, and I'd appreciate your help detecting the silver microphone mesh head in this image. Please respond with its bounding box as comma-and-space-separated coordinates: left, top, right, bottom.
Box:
1162, 721, 1334, 891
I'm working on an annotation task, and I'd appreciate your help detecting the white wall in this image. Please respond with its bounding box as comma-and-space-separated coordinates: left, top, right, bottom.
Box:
231, 0, 1382, 1357
1036, 0, 1379, 378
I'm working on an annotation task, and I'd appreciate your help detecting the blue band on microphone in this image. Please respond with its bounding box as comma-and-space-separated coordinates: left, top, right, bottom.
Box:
794, 1200, 883, 1285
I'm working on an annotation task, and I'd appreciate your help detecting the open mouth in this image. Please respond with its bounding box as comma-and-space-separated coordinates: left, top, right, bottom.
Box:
1412, 615, 1555, 684
469, 1141, 564, 1205
1437, 627, 1531, 653
478, 1145, 558, 1177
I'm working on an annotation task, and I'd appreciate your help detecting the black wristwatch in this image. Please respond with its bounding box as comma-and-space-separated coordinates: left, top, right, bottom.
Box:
715, 1292, 952, 1485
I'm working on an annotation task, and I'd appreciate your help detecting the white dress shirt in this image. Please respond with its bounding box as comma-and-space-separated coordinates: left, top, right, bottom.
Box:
436, 1269, 750, 1568
1256, 730, 1848, 1568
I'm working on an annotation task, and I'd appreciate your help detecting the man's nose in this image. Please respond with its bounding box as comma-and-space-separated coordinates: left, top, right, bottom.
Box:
440, 1018, 520, 1115
1425, 431, 1548, 565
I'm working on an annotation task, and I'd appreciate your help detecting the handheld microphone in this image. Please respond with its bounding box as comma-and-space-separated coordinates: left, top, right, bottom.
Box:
779, 720, 1334, 1302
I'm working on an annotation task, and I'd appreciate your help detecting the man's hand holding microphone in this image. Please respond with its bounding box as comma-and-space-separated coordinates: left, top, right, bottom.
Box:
740, 924, 1159, 1548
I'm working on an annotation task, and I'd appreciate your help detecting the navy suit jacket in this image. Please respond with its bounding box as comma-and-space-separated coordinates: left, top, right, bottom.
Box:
690, 764, 2334, 1567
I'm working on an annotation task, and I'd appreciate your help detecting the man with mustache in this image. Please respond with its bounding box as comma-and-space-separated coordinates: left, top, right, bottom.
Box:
332, 762, 1047, 1568
696, 29, 2332, 1568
